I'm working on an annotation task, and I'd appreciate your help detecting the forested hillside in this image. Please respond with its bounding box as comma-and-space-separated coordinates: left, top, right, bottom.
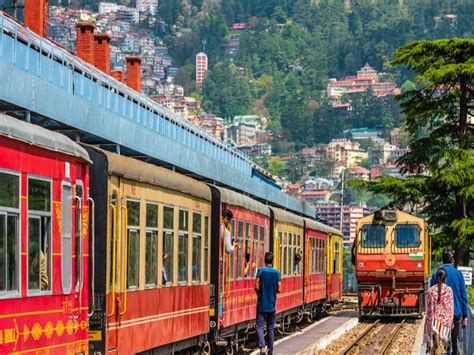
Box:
69, 0, 473, 151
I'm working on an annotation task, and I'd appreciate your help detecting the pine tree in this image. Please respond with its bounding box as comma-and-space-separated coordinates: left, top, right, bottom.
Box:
350, 39, 474, 264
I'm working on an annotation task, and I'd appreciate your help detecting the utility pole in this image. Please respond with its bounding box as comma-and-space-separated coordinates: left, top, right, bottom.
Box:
339, 169, 345, 234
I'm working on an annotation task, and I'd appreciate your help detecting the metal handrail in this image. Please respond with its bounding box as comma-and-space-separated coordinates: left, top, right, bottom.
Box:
120, 205, 128, 316
108, 203, 117, 317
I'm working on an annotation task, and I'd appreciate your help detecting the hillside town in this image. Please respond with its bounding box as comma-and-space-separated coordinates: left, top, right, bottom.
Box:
45, 2, 409, 243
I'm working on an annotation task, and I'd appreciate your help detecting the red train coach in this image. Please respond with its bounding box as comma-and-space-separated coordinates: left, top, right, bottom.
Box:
209, 186, 270, 346
0, 113, 91, 353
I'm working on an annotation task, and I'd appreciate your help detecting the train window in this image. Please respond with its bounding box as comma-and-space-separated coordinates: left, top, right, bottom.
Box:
75, 183, 83, 292
230, 219, 235, 281
178, 209, 189, 283
361, 225, 386, 248
0, 172, 19, 208
204, 216, 209, 283
237, 221, 244, 279
61, 184, 72, 294
259, 226, 265, 267
145, 203, 158, 287
244, 223, 251, 279
192, 213, 202, 283
253, 224, 258, 272
28, 177, 52, 293
109, 190, 118, 291
334, 242, 340, 273
0, 172, 20, 296
127, 201, 140, 289
163, 206, 174, 285
395, 224, 421, 248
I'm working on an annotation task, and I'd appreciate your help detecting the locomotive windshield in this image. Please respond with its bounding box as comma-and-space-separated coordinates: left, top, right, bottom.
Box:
360, 225, 385, 248
395, 224, 421, 248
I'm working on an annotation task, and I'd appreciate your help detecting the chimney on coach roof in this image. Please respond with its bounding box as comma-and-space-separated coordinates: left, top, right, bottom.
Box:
24, 0, 49, 37
111, 68, 124, 83
76, 22, 95, 64
126, 56, 142, 93
93, 33, 111, 75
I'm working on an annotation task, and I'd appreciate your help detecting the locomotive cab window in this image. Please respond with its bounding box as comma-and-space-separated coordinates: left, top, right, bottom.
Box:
28, 177, 52, 293
0, 171, 20, 296
395, 224, 421, 248
360, 225, 385, 248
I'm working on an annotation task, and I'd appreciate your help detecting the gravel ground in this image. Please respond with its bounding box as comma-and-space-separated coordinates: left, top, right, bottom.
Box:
315, 318, 422, 355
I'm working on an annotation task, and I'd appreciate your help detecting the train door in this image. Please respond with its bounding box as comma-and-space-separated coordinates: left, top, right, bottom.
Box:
106, 176, 121, 353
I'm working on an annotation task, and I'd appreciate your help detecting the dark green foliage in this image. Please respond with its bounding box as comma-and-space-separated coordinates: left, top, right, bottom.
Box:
350, 39, 474, 264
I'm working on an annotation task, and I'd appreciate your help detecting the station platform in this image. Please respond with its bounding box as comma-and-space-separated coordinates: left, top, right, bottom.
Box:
251, 311, 358, 354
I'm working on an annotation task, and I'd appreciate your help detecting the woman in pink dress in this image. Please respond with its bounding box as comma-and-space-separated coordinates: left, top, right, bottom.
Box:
424, 267, 454, 354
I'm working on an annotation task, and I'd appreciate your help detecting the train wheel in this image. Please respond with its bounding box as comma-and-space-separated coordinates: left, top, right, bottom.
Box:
201, 341, 211, 355
296, 309, 304, 323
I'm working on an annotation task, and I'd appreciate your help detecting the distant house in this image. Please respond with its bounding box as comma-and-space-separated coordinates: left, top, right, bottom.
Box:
347, 166, 370, 181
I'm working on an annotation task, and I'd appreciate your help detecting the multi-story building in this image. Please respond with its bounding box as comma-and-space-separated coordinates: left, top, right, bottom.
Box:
196, 52, 208, 88
316, 202, 370, 243
327, 139, 367, 168
99, 2, 120, 14
136, 0, 158, 15
327, 63, 400, 102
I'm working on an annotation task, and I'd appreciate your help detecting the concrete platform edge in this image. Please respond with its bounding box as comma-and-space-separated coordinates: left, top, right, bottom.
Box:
299, 317, 359, 354
411, 315, 426, 355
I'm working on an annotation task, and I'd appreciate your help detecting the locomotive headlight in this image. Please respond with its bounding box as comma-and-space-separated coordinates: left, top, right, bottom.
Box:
417, 262, 423, 268
358, 262, 364, 269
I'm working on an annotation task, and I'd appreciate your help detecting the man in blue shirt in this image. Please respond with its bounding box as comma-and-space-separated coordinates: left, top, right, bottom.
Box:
430, 249, 469, 355
255, 252, 281, 354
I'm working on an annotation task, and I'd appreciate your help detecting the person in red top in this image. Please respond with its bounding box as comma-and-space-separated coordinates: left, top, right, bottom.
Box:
424, 267, 454, 354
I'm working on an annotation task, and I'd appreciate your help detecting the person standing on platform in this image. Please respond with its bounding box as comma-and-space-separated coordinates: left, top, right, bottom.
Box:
424, 267, 454, 354
430, 249, 469, 355
254, 252, 281, 354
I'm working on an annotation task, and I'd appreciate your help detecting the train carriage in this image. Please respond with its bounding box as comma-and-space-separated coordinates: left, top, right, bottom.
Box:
85, 146, 212, 354
0, 113, 90, 353
209, 186, 270, 342
354, 209, 431, 317
271, 208, 305, 321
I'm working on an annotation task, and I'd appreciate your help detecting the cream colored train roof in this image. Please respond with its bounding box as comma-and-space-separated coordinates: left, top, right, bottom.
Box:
93, 146, 211, 202
271, 207, 304, 227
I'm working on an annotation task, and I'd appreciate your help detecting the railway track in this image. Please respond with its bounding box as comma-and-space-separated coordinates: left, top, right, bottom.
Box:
342, 319, 406, 355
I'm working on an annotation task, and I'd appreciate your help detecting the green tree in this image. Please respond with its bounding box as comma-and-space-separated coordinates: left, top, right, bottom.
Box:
268, 156, 285, 177
351, 39, 474, 265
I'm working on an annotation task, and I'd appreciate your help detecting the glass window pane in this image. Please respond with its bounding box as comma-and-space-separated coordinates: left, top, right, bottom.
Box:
127, 201, 140, 227
204, 216, 209, 283
5, 216, 18, 292
61, 185, 72, 293
395, 224, 421, 248
28, 218, 40, 290
146, 204, 158, 228
163, 206, 174, 230
192, 235, 201, 282
179, 210, 188, 231
0, 173, 19, 209
146, 230, 158, 285
237, 221, 244, 278
75, 184, 83, 291
162, 230, 173, 284
127, 230, 139, 288
193, 213, 201, 234
361, 225, 386, 247
28, 179, 51, 212
178, 233, 188, 282
0, 215, 5, 291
